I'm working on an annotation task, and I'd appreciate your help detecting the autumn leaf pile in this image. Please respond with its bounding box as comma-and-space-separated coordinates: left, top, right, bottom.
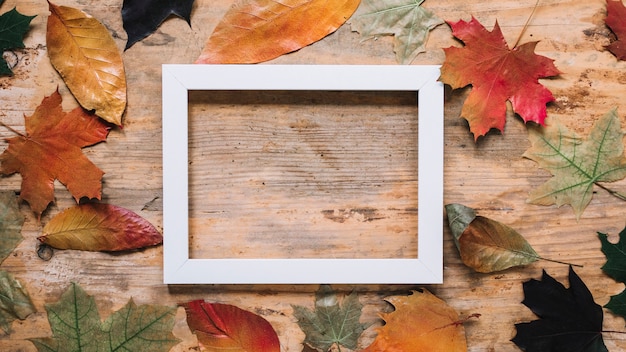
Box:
3, 0, 626, 351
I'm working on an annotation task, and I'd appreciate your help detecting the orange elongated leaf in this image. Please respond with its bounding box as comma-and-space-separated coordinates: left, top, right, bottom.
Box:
195, 0, 360, 64
38, 203, 162, 252
0, 90, 109, 217
47, 1, 126, 126
180, 300, 279, 352
362, 290, 471, 352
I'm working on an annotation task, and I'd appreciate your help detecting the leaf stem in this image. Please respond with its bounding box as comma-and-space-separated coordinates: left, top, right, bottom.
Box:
595, 182, 626, 202
0, 120, 25, 137
602, 330, 626, 335
513, 0, 541, 48
537, 256, 583, 268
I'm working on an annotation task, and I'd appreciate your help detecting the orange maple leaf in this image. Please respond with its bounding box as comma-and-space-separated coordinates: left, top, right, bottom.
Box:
0, 90, 109, 216
439, 17, 560, 140
362, 290, 474, 352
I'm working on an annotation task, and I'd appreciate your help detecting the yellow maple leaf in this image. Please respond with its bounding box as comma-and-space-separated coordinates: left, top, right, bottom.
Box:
362, 290, 471, 352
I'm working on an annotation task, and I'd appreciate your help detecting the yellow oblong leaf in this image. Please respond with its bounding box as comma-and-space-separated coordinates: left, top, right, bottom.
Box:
46, 1, 126, 126
39, 203, 162, 252
196, 0, 360, 64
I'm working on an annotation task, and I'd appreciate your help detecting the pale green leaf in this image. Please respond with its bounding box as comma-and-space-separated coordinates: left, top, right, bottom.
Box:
351, 0, 443, 64
30, 282, 178, 352
30, 283, 104, 351
0, 190, 24, 264
0, 270, 35, 334
103, 299, 178, 351
293, 286, 367, 351
524, 108, 626, 219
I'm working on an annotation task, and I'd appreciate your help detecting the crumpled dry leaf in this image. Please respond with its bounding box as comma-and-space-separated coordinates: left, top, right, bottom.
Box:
46, 1, 127, 126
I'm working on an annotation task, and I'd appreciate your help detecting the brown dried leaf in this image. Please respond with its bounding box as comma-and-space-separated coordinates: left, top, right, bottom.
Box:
46, 1, 127, 126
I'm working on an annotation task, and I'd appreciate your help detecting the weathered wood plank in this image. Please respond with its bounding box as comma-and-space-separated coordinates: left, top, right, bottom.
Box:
188, 90, 418, 260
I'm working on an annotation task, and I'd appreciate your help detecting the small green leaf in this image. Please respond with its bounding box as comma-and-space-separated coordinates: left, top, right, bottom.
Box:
0, 190, 24, 264
293, 286, 367, 351
524, 109, 626, 219
605, 290, 626, 318
0, 6, 36, 75
0, 270, 35, 333
30, 282, 178, 352
599, 228, 626, 319
351, 0, 443, 64
599, 229, 626, 282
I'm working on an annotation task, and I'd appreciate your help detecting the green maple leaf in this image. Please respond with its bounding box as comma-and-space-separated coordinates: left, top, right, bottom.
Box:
293, 286, 367, 351
0, 270, 35, 334
0, 2, 36, 76
350, 0, 443, 64
0, 190, 23, 264
523, 108, 626, 219
599, 228, 626, 319
29, 282, 179, 352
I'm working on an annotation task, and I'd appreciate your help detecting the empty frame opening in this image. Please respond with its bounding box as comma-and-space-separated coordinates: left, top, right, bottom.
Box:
187, 90, 419, 260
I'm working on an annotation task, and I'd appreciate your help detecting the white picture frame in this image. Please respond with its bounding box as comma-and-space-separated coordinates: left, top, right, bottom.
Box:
162, 64, 443, 284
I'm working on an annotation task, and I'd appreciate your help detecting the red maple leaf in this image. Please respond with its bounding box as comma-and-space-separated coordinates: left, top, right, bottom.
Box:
0, 90, 109, 216
606, 0, 626, 60
440, 17, 560, 140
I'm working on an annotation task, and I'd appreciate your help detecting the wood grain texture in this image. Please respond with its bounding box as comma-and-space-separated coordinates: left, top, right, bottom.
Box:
188, 90, 418, 260
1, 0, 626, 351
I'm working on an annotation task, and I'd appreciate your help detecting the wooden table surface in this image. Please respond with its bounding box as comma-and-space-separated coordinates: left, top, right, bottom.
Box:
2, 0, 626, 350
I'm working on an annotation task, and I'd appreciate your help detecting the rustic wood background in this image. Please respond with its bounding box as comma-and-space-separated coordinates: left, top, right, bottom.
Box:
2, 0, 626, 350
